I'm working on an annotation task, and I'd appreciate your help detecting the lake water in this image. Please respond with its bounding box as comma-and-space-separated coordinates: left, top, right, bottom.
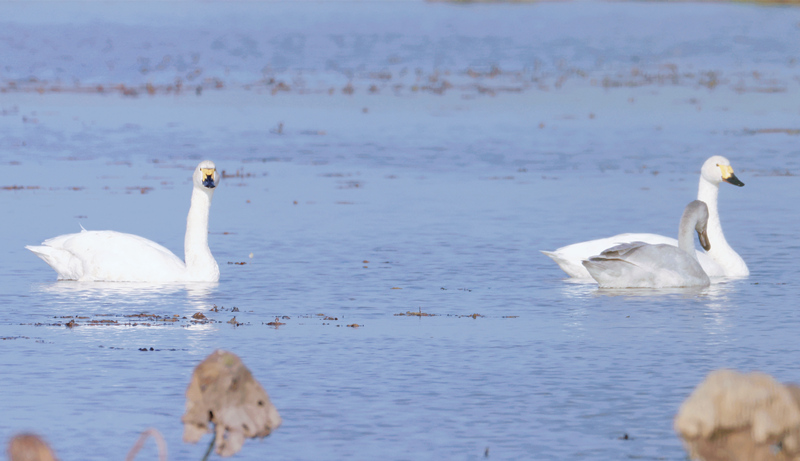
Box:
2, 1, 800, 460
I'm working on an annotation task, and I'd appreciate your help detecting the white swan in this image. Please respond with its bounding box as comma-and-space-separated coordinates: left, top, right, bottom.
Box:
27, 160, 220, 282
582, 200, 711, 288
542, 155, 748, 278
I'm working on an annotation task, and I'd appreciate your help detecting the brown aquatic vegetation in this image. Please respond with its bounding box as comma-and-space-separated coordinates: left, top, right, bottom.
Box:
126, 186, 153, 195
87, 319, 118, 325
182, 350, 281, 457
270, 81, 291, 95
2, 58, 796, 99
221, 169, 255, 179
7, 434, 57, 461
675, 369, 800, 461
743, 128, 800, 136
266, 317, 285, 326
2, 185, 40, 191
395, 310, 436, 317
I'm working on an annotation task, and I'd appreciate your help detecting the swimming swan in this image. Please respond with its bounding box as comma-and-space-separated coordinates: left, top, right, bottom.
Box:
542, 156, 748, 278
26, 160, 220, 282
582, 200, 711, 288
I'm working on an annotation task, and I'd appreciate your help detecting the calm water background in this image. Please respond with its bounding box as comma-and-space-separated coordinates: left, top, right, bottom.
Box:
1, 2, 800, 460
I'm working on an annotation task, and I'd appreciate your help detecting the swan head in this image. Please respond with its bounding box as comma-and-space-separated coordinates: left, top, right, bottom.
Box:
194, 160, 218, 192
701, 156, 744, 187
685, 200, 711, 251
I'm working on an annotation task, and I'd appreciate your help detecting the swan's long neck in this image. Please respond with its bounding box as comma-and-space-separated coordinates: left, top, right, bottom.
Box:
184, 187, 218, 279
697, 177, 749, 276
697, 179, 725, 249
677, 211, 699, 261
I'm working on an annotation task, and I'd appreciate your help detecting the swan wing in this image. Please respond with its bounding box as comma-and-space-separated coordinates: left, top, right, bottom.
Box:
544, 233, 727, 278
583, 243, 710, 288
27, 230, 187, 282
543, 233, 677, 278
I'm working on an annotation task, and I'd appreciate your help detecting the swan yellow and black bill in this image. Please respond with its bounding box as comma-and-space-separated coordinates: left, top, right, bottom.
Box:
718, 164, 744, 187
201, 168, 217, 188
697, 228, 711, 252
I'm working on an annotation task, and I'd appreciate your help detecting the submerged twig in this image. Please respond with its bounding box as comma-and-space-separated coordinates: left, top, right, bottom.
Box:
125, 428, 168, 461
200, 431, 215, 461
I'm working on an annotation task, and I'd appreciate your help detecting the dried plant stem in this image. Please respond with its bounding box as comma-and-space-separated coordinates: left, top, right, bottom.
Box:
200, 428, 216, 461
125, 428, 168, 461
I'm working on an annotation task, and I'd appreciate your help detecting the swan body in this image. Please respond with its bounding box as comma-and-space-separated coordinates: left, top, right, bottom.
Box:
543, 156, 748, 279
582, 201, 711, 288
27, 161, 220, 282
543, 233, 720, 278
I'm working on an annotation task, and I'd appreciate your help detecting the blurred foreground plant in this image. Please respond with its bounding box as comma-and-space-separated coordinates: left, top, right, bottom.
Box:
7, 434, 57, 461
182, 350, 282, 458
675, 369, 800, 461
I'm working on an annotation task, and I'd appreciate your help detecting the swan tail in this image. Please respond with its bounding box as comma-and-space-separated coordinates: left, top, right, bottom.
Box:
582, 257, 646, 288
25, 245, 83, 280
541, 250, 592, 279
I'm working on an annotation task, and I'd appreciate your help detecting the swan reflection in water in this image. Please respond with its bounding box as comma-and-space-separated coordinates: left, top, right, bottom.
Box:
560, 276, 744, 300
560, 276, 746, 340
32, 281, 218, 315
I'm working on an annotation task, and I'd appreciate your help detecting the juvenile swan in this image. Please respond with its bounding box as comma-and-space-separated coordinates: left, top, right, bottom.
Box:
542, 156, 747, 278
27, 161, 220, 282
582, 200, 711, 288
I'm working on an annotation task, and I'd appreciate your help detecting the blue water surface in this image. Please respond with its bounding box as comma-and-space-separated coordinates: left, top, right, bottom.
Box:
1, 2, 800, 460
